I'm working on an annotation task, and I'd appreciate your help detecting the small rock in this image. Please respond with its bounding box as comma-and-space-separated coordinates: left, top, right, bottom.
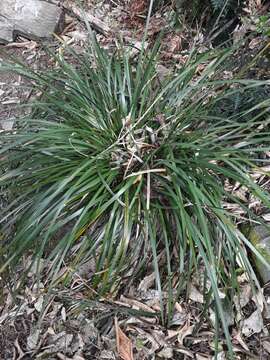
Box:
0, 0, 64, 44
247, 225, 270, 284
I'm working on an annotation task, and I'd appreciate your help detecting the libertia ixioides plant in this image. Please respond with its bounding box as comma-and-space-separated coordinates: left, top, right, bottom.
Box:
1, 30, 270, 357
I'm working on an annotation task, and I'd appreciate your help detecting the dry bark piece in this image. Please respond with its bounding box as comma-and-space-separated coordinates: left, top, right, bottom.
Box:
0, 0, 64, 44
64, 3, 110, 35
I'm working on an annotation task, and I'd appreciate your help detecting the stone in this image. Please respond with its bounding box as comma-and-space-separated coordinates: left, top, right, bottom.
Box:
0, 0, 64, 44
0, 22, 14, 43
247, 225, 270, 284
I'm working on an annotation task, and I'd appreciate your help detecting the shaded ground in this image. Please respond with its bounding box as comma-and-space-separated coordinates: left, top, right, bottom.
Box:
1, 269, 270, 359
0, 49, 28, 130
0, 44, 53, 130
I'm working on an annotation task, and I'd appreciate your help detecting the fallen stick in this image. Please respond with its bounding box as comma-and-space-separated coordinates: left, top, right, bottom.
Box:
63, 3, 110, 35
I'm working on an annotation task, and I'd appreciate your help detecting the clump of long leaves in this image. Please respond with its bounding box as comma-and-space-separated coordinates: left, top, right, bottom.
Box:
1, 38, 270, 354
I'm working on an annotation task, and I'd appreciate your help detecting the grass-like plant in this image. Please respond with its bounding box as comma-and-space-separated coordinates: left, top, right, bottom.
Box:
1, 37, 270, 355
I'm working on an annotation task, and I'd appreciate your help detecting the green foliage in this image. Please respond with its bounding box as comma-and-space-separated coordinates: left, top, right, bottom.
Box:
171, 0, 243, 43
1, 38, 270, 356
210, 0, 233, 11
256, 14, 270, 37
173, 0, 241, 16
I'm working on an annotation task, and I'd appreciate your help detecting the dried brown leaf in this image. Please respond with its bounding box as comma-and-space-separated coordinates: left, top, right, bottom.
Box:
138, 272, 155, 292
168, 35, 182, 53
119, 295, 156, 313
189, 285, 204, 304
238, 284, 252, 308
34, 295, 44, 313
195, 355, 209, 360
242, 309, 263, 337
233, 330, 249, 351
177, 322, 195, 345
263, 341, 270, 354
129, 0, 148, 17
157, 347, 174, 358
27, 329, 40, 351
115, 317, 134, 360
